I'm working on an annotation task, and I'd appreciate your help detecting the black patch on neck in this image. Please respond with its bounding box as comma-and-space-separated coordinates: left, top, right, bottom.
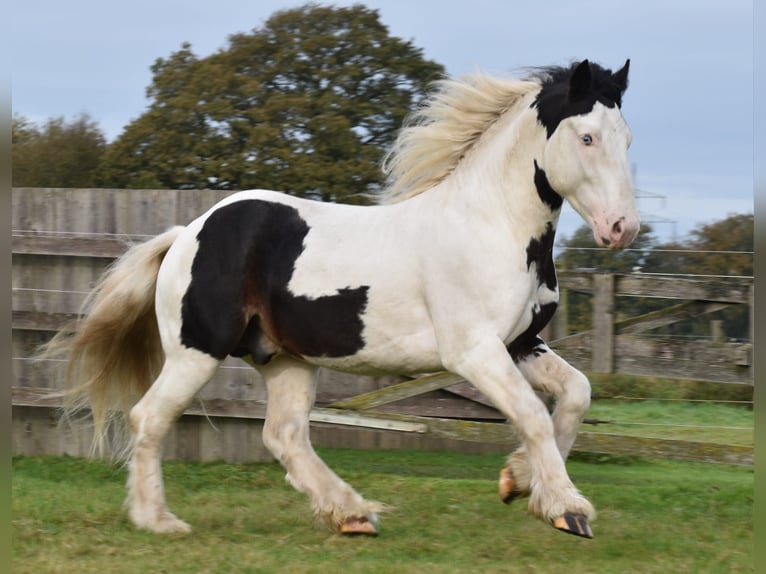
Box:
507, 316, 553, 363
525, 221, 557, 291
507, 223, 559, 363
180, 200, 369, 360
533, 160, 563, 211
530, 60, 628, 138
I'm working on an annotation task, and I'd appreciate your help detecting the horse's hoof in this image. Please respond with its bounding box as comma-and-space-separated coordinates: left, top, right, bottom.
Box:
551, 514, 593, 539
499, 466, 522, 504
340, 516, 378, 537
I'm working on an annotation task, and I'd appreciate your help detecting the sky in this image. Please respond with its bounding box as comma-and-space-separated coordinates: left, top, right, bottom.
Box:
11, 0, 754, 243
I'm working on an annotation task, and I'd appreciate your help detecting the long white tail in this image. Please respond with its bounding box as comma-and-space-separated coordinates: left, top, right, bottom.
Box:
42, 226, 185, 456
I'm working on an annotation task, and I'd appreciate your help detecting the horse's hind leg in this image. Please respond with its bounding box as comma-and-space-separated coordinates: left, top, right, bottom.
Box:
127, 347, 220, 533
259, 356, 384, 535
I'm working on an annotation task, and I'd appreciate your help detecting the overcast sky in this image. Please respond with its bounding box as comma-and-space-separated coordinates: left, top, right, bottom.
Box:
11, 0, 754, 243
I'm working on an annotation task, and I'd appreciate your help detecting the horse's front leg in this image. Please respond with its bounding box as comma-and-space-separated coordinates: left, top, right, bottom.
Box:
499, 343, 592, 511
443, 336, 594, 537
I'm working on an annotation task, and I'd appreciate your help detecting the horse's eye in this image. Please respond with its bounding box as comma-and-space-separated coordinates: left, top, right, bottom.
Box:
581, 134, 593, 146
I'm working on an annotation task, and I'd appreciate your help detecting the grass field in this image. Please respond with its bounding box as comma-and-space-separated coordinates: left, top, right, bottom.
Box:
12, 447, 753, 574
585, 400, 753, 445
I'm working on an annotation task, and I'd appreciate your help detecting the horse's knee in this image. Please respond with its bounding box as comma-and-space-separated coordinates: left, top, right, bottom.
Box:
263, 415, 308, 458
262, 422, 281, 456
565, 370, 591, 414
129, 402, 146, 437
129, 399, 174, 450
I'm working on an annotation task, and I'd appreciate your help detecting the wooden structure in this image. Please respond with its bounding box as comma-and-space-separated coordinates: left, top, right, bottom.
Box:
11, 188, 754, 466
552, 271, 753, 384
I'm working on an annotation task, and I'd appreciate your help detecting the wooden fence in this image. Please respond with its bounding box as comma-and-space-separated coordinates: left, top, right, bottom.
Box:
11, 188, 754, 466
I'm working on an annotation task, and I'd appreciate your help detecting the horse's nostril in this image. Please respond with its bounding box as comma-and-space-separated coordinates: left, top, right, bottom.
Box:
612, 219, 623, 237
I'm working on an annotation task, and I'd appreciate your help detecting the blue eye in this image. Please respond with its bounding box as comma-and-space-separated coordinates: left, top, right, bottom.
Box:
581, 134, 593, 145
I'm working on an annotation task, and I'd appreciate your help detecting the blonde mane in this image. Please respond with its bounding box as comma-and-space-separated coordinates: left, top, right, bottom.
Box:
379, 72, 542, 204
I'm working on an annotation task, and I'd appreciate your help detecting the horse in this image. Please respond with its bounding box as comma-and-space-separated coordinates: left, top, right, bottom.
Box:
47, 58, 637, 539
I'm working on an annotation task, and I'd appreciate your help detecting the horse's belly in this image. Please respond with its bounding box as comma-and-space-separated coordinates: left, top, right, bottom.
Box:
305, 334, 442, 376
301, 307, 443, 376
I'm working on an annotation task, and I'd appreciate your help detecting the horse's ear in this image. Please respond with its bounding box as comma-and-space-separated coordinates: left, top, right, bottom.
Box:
569, 59, 592, 102
614, 59, 630, 94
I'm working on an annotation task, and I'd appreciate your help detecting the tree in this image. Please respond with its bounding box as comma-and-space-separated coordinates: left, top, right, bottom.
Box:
12, 113, 106, 187
98, 4, 445, 202
683, 213, 752, 277
658, 213, 752, 340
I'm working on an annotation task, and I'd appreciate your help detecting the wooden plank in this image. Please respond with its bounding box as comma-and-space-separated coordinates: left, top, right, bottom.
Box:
616, 301, 730, 335
326, 372, 466, 410
12, 386, 64, 407
558, 271, 752, 304
614, 274, 752, 304
13, 310, 80, 331
553, 334, 752, 383
11, 388, 424, 433
373, 392, 506, 420
12, 389, 752, 465
614, 337, 752, 384
12, 405, 96, 458
573, 432, 753, 466
183, 397, 267, 419
12, 234, 130, 258
556, 271, 593, 293
8, 387, 513, 444
442, 381, 497, 408
324, 409, 521, 445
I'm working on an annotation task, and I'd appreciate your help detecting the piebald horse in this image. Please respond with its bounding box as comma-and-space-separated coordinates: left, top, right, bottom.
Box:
50, 59, 637, 539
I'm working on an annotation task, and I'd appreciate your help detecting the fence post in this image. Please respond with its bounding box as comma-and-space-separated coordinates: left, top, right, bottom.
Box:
551, 287, 569, 341
749, 283, 754, 347
592, 274, 615, 373
710, 319, 724, 343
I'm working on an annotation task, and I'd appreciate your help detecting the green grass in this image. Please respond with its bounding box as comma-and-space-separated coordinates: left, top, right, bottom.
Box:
13, 449, 753, 573
588, 373, 754, 403
585, 400, 753, 445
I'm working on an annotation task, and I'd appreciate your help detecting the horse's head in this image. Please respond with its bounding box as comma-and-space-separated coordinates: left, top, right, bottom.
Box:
534, 59, 639, 249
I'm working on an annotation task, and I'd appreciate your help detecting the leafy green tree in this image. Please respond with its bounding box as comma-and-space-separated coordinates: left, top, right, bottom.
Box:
654, 213, 753, 340
98, 3, 445, 202
640, 214, 752, 278
12, 113, 106, 187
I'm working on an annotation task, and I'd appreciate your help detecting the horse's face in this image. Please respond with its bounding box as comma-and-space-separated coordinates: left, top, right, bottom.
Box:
534, 59, 639, 249
543, 101, 639, 248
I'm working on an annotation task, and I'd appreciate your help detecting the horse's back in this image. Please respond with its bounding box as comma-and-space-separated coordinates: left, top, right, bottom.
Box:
155, 189, 438, 372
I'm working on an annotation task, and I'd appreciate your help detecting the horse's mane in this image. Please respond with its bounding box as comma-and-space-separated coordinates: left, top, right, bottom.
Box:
379, 72, 542, 204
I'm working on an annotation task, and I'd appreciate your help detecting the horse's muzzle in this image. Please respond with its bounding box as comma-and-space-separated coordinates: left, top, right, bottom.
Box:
595, 216, 639, 249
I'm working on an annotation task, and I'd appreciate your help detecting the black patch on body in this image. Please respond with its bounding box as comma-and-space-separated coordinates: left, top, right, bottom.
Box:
530, 59, 630, 138
533, 160, 563, 211
180, 200, 369, 361
507, 222, 558, 362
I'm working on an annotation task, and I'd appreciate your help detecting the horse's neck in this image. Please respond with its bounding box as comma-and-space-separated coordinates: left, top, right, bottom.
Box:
430, 101, 559, 240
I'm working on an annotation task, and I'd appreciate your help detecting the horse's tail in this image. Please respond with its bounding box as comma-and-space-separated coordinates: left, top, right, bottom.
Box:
42, 226, 185, 458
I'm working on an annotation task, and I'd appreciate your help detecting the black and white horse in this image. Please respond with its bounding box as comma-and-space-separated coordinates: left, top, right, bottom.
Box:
51, 59, 637, 539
